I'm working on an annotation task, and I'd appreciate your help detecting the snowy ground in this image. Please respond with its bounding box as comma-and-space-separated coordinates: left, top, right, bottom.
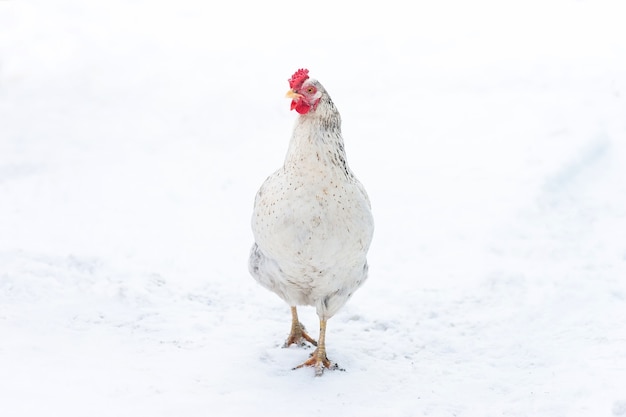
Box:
1, 1, 626, 416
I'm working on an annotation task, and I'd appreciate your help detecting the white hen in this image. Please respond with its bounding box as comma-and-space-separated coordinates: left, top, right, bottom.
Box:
249, 69, 374, 376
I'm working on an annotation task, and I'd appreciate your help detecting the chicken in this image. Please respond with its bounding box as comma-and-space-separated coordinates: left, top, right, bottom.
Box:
248, 69, 374, 376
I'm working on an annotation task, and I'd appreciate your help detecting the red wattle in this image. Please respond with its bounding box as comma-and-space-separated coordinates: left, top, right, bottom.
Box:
292, 99, 310, 114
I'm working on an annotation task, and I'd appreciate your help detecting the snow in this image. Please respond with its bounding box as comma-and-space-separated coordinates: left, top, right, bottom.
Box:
1, 0, 626, 415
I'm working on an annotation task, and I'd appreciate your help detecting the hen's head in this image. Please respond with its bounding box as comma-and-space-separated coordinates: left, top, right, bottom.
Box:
286, 68, 323, 115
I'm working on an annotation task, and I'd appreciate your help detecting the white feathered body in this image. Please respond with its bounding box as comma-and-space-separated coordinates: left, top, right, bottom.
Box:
249, 80, 373, 320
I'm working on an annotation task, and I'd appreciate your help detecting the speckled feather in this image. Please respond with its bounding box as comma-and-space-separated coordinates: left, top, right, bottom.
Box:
249, 77, 374, 320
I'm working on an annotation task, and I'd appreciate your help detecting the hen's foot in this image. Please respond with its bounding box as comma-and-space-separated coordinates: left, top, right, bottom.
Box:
293, 348, 344, 377
283, 321, 317, 348
284, 307, 317, 348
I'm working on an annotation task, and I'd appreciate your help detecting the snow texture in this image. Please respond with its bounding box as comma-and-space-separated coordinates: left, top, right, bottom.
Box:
1, 1, 625, 416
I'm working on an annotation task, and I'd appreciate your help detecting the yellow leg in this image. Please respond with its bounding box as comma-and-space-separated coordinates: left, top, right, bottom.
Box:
283, 306, 317, 348
293, 318, 342, 376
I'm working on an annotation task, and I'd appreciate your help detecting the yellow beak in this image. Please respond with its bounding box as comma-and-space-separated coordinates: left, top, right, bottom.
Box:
285, 89, 303, 99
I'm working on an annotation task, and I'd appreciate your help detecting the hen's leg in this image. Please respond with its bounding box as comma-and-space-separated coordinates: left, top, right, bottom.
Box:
283, 306, 317, 347
293, 318, 342, 376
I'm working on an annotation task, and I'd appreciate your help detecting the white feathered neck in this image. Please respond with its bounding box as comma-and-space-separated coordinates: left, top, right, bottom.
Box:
283, 80, 352, 180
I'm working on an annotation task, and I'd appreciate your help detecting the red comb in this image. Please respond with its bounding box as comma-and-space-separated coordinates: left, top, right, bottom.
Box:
288, 68, 309, 89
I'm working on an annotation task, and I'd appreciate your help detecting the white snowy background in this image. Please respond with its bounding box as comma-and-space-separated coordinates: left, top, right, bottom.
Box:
1, 0, 625, 416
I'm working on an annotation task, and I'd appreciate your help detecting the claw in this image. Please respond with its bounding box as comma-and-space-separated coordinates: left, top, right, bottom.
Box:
293, 348, 344, 376
283, 321, 318, 347
284, 307, 318, 348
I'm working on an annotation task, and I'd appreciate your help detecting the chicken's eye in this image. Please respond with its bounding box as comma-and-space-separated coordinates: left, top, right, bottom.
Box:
306, 87, 316, 94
